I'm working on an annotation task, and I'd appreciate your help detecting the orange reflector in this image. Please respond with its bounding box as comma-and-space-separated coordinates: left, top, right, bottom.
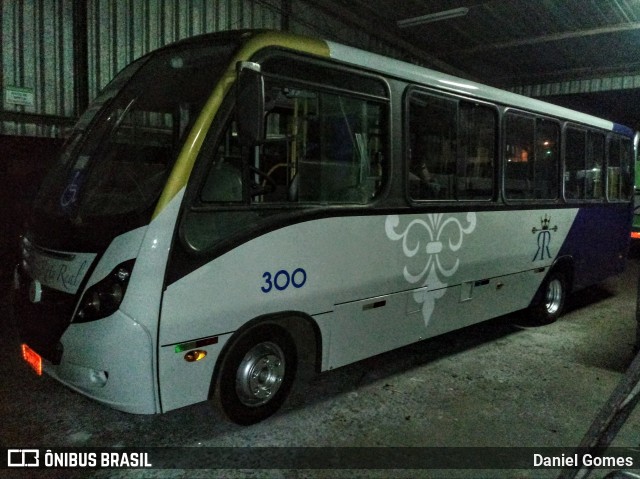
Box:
631, 231, 640, 239
21, 344, 42, 376
184, 350, 207, 362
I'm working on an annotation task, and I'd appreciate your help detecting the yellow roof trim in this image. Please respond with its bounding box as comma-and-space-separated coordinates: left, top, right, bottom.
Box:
152, 31, 330, 219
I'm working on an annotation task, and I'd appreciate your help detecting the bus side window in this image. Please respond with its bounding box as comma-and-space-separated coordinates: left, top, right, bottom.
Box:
200, 123, 244, 203
504, 114, 559, 201
533, 118, 560, 200
608, 136, 633, 201
586, 131, 605, 200
407, 92, 457, 201
458, 102, 496, 200
183, 81, 388, 251
505, 114, 535, 199
564, 127, 606, 201
564, 127, 586, 200
256, 83, 387, 205
184, 122, 253, 251
407, 91, 497, 202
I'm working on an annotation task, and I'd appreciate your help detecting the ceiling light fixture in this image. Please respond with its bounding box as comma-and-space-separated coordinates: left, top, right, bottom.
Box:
397, 7, 469, 28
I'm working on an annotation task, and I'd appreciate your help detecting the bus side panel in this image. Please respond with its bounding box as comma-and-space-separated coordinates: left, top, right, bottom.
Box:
324, 268, 544, 370
158, 215, 413, 411
557, 204, 631, 290
158, 332, 233, 412
328, 290, 425, 369
416, 269, 546, 339
159, 209, 583, 410
321, 208, 580, 370
160, 216, 415, 346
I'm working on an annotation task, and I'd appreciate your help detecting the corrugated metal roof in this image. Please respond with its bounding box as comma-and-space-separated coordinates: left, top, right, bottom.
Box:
321, 0, 640, 126
328, 0, 640, 84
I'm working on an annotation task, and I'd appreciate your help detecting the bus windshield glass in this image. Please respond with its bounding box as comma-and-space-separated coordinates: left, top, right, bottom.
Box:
32, 40, 237, 248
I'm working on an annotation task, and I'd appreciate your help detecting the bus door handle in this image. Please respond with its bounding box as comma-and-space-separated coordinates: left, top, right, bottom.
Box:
363, 300, 387, 311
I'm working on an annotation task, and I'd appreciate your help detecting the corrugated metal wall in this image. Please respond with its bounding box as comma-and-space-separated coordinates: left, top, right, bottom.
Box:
86, 0, 282, 100
0, 0, 407, 139
1, 0, 75, 137
1, 0, 284, 137
512, 74, 640, 97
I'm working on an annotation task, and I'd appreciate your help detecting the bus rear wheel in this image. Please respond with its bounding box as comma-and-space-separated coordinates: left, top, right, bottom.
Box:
530, 270, 566, 325
214, 324, 297, 425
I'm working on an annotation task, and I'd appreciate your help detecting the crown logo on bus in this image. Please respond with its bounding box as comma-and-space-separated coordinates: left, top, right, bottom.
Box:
532, 214, 558, 234
532, 214, 559, 261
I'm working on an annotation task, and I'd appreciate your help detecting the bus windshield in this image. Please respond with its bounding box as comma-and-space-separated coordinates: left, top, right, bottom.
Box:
31, 40, 237, 249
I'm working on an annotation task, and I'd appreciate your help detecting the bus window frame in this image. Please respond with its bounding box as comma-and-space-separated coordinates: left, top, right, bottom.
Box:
502, 108, 562, 206
605, 132, 635, 203
257, 72, 391, 206
178, 52, 393, 257
404, 85, 500, 206
562, 122, 609, 204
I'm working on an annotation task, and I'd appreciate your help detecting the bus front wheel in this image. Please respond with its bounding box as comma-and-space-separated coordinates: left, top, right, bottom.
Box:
530, 270, 567, 325
214, 324, 297, 425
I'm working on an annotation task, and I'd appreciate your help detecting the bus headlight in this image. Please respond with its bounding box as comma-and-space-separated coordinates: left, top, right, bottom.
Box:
74, 260, 135, 323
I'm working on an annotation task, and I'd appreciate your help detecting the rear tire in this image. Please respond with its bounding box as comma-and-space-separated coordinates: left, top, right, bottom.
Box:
530, 270, 566, 325
214, 324, 297, 425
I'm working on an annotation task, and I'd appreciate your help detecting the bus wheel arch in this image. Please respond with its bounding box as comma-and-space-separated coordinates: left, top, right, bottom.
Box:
209, 312, 320, 425
529, 258, 573, 325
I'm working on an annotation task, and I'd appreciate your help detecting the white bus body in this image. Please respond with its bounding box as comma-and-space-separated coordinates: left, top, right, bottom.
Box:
14, 30, 636, 424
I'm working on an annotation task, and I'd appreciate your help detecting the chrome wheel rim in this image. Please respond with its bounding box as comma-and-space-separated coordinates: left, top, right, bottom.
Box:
545, 278, 563, 315
236, 341, 285, 407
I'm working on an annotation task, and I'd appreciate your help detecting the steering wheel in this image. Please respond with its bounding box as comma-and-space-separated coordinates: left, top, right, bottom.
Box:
249, 165, 277, 197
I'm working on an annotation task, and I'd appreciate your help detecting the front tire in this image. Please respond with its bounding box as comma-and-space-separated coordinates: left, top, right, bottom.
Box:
214, 325, 297, 425
530, 270, 567, 325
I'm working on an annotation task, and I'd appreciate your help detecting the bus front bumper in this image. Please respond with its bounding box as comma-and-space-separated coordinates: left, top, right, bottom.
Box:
43, 310, 158, 415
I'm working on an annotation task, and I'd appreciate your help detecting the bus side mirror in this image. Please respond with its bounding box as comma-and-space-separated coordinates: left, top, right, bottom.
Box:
236, 61, 265, 145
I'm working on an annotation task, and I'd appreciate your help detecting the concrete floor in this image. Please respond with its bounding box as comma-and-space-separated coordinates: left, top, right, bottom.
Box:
1, 254, 640, 479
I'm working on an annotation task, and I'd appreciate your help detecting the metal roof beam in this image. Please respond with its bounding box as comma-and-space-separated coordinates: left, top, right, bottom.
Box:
495, 61, 640, 89
511, 73, 640, 98
455, 22, 640, 55
301, 0, 475, 79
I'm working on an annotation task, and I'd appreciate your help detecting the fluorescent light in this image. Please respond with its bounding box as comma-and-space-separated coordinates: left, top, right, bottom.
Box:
397, 7, 469, 28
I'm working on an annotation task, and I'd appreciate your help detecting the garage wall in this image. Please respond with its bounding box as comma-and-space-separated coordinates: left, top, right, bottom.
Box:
0, 0, 283, 137
1, 0, 408, 139
1, 0, 75, 137
86, 0, 283, 101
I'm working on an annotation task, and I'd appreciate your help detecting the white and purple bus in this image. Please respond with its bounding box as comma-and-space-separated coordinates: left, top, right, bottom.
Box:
13, 30, 636, 425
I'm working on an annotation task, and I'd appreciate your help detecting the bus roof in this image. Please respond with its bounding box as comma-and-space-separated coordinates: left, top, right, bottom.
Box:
158, 30, 634, 137
324, 39, 634, 137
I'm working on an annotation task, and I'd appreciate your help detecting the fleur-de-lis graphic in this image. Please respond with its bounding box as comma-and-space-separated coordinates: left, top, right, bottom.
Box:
385, 212, 476, 326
